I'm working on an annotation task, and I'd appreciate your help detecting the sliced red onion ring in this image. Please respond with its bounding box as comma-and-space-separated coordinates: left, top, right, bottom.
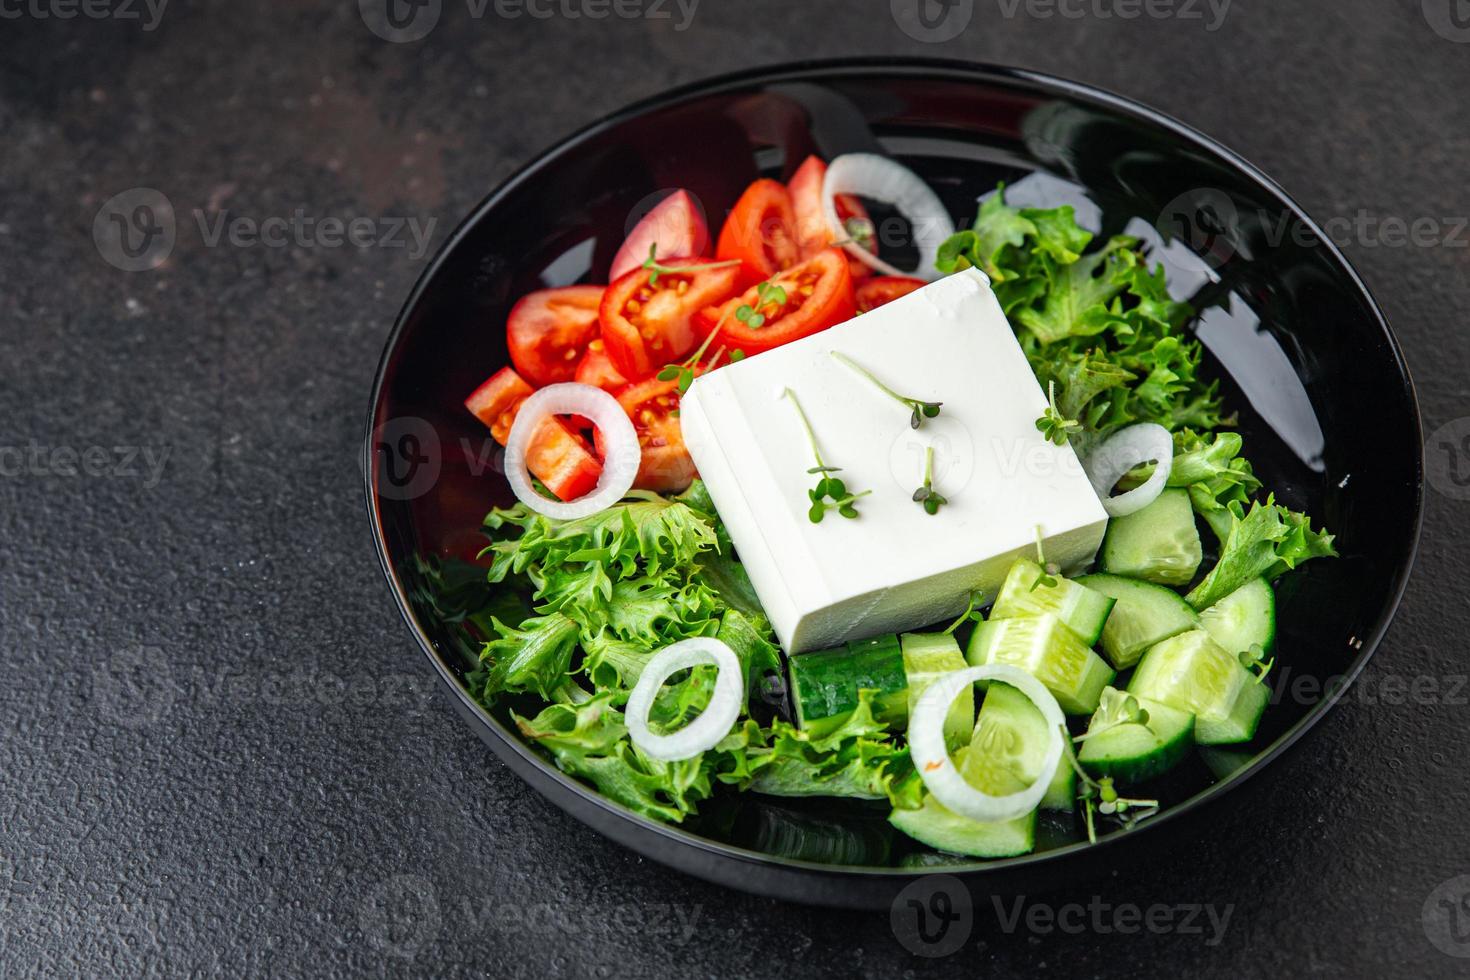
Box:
504, 382, 639, 520
625, 637, 744, 762
908, 665, 1064, 824
1084, 423, 1175, 518
821, 154, 955, 281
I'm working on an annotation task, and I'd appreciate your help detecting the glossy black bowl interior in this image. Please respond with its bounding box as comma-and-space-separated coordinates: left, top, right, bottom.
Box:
365, 59, 1421, 908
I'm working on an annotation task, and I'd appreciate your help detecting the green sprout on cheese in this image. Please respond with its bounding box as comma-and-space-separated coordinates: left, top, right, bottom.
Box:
783, 387, 871, 523
911, 445, 948, 516
830, 351, 942, 429
1035, 380, 1081, 446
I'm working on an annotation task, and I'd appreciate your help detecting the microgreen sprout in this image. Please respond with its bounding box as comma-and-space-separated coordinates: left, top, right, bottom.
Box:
641, 244, 739, 287
1030, 526, 1062, 591
735, 280, 788, 329
1073, 689, 1150, 745
942, 590, 988, 635
1035, 380, 1082, 446
1239, 644, 1276, 685
1060, 725, 1159, 844
830, 351, 942, 429
841, 216, 876, 252
656, 323, 726, 394
911, 445, 949, 515
783, 388, 871, 523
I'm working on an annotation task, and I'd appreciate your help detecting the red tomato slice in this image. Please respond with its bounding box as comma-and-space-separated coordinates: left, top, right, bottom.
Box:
596, 372, 700, 493
788, 155, 875, 280
609, 189, 710, 281
856, 276, 926, 313
572, 338, 630, 392
698, 247, 856, 357
464, 366, 603, 501
506, 285, 605, 387
716, 179, 801, 284
599, 257, 741, 380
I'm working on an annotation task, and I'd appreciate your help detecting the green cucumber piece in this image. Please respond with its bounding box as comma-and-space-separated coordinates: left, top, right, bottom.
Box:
1101, 488, 1203, 587
1076, 688, 1195, 783
1077, 573, 1200, 670
965, 613, 1115, 715
788, 634, 907, 737
1128, 630, 1269, 744
1199, 577, 1276, 655
900, 632, 973, 751
888, 749, 1037, 857
990, 558, 1117, 645
972, 682, 1075, 810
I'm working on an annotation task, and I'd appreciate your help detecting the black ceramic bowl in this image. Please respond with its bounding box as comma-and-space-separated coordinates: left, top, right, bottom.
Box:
365, 59, 1421, 909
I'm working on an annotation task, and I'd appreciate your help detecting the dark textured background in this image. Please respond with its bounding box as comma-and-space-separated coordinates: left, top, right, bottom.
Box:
3, 0, 1469, 976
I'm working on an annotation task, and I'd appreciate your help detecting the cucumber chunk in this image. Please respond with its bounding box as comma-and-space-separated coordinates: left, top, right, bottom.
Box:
1077, 573, 1200, 670
1199, 577, 1276, 655
966, 613, 1115, 715
901, 632, 973, 751
972, 682, 1075, 810
1076, 688, 1195, 783
888, 749, 1037, 857
1101, 488, 1203, 586
788, 634, 907, 736
1128, 630, 1269, 744
990, 558, 1117, 645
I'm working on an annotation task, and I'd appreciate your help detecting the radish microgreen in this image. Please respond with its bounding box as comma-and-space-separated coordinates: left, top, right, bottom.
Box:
640, 244, 739, 286
941, 590, 987, 634
1072, 689, 1150, 745
1035, 380, 1081, 446
656, 323, 727, 394
1239, 644, 1275, 685
830, 351, 942, 429
1029, 526, 1062, 591
783, 388, 871, 523
736, 281, 788, 329
1059, 725, 1159, 843
911, 445, 948, 515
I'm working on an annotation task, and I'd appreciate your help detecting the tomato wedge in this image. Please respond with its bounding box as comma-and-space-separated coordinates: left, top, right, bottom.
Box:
506, 285, 605, 387
788, 155, 875, 279
599, 257, 741, 380
856, 276, 926, 313
609, 189, 710, 281
463, 366, 603, 501
572, 338, 630, 392
716, 179, 801, 283
698, 247, 856, 357
596, 372, 700, 493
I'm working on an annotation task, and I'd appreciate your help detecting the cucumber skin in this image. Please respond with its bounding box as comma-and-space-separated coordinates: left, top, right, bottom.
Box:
788, 635, 907, 736
990, 558, 1117, 646
888, 749, 1037, 858
1199, 577, 1276, 655
1101, 488, 1203, 587
1077, 573, 1200, 670
1077, 695, 1195, 784
1127, 630, 1268, 746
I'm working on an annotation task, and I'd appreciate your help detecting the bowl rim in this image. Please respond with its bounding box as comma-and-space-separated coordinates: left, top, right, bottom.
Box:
363, 56, 1424, 883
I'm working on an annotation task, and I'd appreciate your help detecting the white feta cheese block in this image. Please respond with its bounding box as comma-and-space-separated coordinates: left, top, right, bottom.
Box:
680, 268, 1109, 653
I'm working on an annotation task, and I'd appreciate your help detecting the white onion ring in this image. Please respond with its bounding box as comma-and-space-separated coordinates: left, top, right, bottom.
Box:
625, 637, 744, 762
909, 665, 1065, 824
503, 383, 640, 520
821, 153, 955, 281
1084, 423, 1175, 518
